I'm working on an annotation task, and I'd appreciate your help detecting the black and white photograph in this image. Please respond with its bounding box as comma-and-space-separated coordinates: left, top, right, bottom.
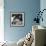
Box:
10, 12, 24, 27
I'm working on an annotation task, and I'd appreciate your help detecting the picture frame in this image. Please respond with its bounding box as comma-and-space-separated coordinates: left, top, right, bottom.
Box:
10, 12, 25, 27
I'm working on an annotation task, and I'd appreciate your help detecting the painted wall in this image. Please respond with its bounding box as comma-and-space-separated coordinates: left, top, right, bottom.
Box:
40, 0, 46, 27
0, 0, 4, 42
4, 0, 40, 42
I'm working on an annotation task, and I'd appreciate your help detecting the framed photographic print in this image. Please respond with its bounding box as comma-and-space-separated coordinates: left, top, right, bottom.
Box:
10, 12, 24, 27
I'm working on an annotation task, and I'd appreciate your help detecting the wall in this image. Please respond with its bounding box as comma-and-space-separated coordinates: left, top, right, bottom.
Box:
40, 0, 46, 27
4, 0, 40, 42
0, 0, 4, 42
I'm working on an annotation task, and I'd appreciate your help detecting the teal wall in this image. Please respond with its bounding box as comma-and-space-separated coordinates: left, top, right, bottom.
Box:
40, 0, 46, 27
4, 0, 40, 42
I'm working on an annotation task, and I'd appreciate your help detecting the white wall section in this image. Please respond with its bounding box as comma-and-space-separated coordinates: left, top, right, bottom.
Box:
0, 0, 4, 42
